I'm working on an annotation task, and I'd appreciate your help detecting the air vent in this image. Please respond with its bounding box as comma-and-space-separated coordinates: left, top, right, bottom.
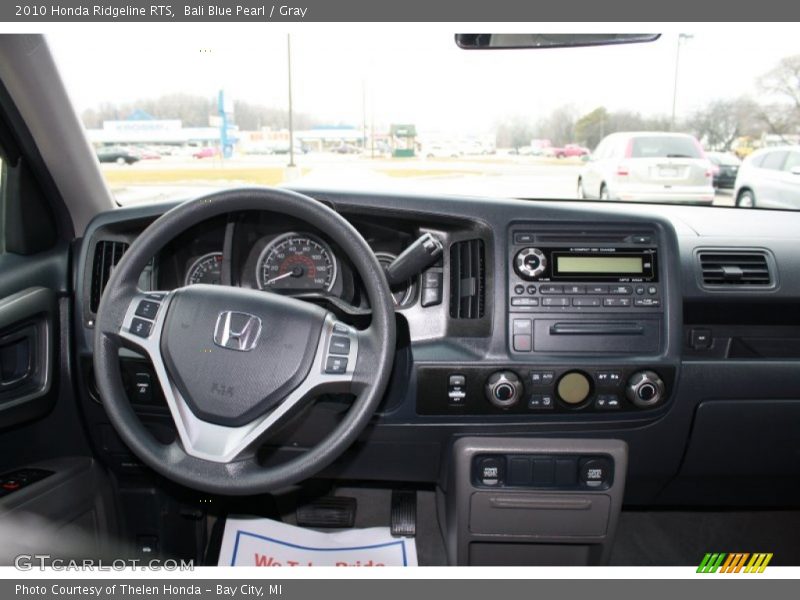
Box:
90, 240, 129, 313
698, 250, 773, 287
449, 239, 485, 319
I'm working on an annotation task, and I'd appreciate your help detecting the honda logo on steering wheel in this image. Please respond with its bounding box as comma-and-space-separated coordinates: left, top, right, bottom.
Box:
213, 311, 262, 352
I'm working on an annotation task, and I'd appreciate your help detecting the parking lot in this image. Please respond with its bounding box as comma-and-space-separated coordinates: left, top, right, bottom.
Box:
102, 152, 736, 207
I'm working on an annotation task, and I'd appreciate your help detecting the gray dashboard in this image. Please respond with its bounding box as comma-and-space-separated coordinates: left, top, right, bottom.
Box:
72, 190, 800, 507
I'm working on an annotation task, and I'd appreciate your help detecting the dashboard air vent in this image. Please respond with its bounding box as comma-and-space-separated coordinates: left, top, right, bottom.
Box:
698, 250, 772, 287
449, 239, 485, 319
90, 240, 129, 312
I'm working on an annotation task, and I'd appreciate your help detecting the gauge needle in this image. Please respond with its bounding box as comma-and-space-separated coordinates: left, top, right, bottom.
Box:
264, 272, 295, 285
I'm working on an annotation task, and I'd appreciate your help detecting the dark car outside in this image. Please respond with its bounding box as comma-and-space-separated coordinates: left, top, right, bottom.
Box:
96, 146, 140, 165
707, 151, 741, 189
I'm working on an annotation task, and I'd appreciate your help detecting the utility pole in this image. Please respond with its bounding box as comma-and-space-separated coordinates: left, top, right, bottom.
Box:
287, 33, 295, 168
671, 33, 693, 131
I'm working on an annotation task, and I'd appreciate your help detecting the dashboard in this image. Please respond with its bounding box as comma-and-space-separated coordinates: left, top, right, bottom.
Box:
73, 190, 800, 507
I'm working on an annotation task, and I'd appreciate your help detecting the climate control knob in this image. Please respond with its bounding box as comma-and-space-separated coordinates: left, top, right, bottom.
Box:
514, 247, 547, 280
485, 371, 522, 408
626, 370, 665, 408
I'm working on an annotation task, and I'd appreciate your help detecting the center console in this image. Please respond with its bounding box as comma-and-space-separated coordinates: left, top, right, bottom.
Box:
417, 224, 675, 418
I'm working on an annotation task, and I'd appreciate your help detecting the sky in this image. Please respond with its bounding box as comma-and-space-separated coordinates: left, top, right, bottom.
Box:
48, 26, 800, 135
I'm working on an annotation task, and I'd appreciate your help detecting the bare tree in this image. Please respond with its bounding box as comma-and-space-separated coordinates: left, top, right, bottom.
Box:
756, 54, 800, 140
688, 97, 759, 150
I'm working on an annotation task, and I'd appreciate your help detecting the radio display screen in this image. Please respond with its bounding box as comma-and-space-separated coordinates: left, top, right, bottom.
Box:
556, 255, 644, 274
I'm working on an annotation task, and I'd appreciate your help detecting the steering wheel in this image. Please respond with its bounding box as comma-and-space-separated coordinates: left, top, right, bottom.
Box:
93, 188, 396, 495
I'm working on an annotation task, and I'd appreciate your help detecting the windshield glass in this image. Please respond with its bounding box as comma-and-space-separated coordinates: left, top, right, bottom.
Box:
49, 28, 800, 210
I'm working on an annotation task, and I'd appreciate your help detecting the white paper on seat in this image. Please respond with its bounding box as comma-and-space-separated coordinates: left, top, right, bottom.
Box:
218, 517, 418, 567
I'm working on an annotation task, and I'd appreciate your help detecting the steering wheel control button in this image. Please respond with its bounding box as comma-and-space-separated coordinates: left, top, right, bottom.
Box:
485, 371, 522, 408
477, 456, 505, 486
514, 247, 547, 280
135, 300, 160, 319
579, 457, 613, 489
325, 356, 348, 374
447, 374, 467, 406
557, 371, 592, 406
626, 370, 666, 408
328, 335, 351, 355
130, 318, 153, 338
332, 322, 349, 334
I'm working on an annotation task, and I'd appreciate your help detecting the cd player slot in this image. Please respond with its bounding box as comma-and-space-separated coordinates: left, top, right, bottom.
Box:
534, 318, 659, 353
549, 322, 645, 336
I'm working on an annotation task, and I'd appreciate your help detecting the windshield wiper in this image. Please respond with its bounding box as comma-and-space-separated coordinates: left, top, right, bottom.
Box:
665, 154, 692, 158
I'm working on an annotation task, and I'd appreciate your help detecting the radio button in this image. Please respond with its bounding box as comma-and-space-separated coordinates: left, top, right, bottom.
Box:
514, 232, 535, 244
512, 319, 532, 334
603, 298, 631, 307
572, 297, 600, 307
634, 298, 661, 307
635, 285, 645, 295
526, 285, 537, 295
648, 286, 658, 295
514, 284, 525, 295
542, 297, 570, 307
511, 297, 539, 307
539, 284, 563, 294
587, 285, 608, 294
608, 285, 633, 295
513, 335, 532, 352
564, 285, 585, 294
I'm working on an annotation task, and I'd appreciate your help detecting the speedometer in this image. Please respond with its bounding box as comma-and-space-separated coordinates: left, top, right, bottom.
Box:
256, 233, 337, 292
185, 252, 223, 285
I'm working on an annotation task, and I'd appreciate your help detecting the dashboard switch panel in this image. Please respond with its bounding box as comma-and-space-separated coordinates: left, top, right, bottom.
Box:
417, 364, 674, 416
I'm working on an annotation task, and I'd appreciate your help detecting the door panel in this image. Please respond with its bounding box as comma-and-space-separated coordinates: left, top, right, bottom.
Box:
0, 286, 56, 428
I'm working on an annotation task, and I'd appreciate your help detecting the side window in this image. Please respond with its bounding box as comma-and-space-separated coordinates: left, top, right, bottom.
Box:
782, 151, 800, 172
761, 151, 788, 171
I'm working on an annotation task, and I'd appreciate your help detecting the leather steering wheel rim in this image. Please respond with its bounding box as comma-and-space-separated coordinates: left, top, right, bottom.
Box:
93, 187, 396, 495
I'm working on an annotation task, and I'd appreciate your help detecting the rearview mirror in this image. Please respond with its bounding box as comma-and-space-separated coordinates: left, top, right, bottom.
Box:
455, 34, 660, 50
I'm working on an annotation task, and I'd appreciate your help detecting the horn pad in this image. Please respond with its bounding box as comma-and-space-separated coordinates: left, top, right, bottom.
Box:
159, 285, 327, 426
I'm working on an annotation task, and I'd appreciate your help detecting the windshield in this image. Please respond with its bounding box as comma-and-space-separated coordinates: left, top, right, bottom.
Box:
49, 29, 800, 210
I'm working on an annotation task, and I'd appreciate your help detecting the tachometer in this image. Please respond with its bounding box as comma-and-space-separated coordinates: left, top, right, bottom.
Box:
185, 252, 223, 286
257, 233, 337, 292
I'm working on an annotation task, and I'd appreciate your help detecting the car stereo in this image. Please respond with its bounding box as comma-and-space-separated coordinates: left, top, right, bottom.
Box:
507, 228, 664, 356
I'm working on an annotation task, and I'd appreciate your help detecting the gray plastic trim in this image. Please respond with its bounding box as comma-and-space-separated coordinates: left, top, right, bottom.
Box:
445, 437, 627, 566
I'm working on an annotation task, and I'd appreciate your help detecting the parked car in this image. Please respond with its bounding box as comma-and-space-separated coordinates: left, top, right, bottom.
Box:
733, 146, 800, 209
706, 152, 741, 189
333, 143, 361, 154
424, 144, 462, 158
577, 132, 715, 204
192, 146, 218, 159
552, 143, 590, 158
96, 146, 139, 165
